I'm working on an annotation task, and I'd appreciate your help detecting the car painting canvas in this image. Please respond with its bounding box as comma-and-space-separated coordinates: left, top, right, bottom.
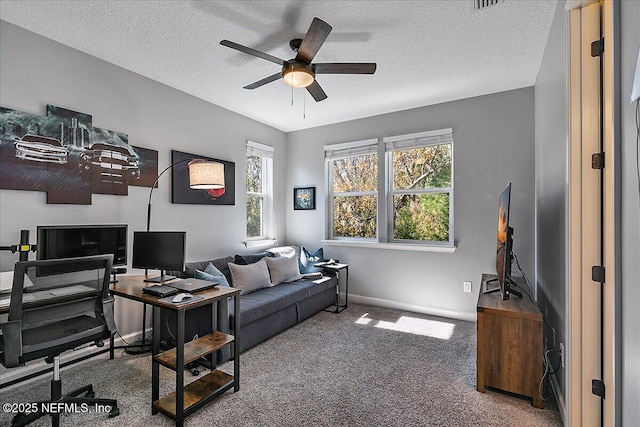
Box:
0, 105, 158, 204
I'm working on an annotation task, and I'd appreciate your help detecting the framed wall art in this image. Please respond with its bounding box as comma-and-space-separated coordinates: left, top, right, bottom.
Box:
294, 187, 315, 210
171, 149, 235, 205
0, 104, 158, 204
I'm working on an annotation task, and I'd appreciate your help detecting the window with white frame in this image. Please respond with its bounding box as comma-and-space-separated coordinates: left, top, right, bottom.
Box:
325, 139, 378, 239
325, 129, 454, 246
246, 141, 274, 240
385, 129, 453, 244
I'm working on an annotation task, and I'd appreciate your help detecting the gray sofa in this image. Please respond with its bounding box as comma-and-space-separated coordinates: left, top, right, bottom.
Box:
167, 250, 337, 361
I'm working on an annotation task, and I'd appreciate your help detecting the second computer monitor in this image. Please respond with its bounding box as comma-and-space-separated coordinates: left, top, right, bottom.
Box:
132, 231, 186, 283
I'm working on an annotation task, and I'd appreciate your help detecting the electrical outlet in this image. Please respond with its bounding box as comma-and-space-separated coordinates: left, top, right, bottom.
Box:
463, 281, 472, 293
559, 343, 565, 368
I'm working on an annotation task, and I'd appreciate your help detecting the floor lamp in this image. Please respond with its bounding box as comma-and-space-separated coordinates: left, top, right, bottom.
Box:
125, 158, 225, 354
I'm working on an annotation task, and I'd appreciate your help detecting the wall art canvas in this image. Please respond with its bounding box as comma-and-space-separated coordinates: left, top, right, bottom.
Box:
294, 187, 316, 210
0, 105, 158, 204
171, 150, 235, 205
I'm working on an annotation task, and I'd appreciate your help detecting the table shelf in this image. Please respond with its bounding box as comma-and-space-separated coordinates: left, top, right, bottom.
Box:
109, 276, 241, 426
153, 332, 234, 370
153, 370, 234, 418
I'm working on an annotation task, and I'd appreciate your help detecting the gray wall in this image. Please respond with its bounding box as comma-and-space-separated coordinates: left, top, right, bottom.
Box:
286, 88, 536, 318
534, 0, 567, 396
0, 21, 287, 336
620, 1, 640, 424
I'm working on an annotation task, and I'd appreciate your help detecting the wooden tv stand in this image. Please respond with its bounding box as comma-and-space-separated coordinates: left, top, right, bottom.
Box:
476, 273, 543, 408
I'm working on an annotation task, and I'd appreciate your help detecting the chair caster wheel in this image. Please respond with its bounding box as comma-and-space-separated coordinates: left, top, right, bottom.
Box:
108, 407, 120, 418
85, 391, 96, 398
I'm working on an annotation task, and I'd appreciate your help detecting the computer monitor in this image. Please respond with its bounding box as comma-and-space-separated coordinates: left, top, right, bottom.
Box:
37, 224, 127, 266
132, 231, 186, 283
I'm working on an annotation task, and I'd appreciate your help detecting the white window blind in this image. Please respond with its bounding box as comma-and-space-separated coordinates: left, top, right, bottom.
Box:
324, 139, 378, 161
384, 128, 453, 151
247, 140, 274, 158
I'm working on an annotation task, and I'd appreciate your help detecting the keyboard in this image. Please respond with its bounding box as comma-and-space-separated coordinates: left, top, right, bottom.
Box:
142, 285, 179, 297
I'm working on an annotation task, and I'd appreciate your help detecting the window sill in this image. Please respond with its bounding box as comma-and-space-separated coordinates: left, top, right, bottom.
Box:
321, 240, 456, 253
244, 239, 277, 249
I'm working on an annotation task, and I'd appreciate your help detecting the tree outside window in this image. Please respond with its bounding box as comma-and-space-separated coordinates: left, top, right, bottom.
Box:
326, 129, 453, 246
246, 141, 273, 240
331, 153, 378, 238
390, 143, 452, 242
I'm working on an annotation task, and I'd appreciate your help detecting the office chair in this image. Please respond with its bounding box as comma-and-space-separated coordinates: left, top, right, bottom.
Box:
0, 255, 120, 426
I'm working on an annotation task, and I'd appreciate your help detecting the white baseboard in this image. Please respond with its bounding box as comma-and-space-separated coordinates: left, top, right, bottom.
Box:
348, 294, 477, 322
549, 369, 567, 425
0, 329, 151, 391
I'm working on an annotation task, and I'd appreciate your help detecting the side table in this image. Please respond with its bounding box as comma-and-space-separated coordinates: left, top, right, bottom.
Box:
316, 262, 349, 313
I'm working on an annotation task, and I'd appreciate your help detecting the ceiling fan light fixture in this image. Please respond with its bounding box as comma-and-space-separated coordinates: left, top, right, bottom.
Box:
282, 64, 315, 88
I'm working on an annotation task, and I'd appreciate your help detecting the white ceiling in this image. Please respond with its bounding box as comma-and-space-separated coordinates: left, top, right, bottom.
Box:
0, 0, 557, 132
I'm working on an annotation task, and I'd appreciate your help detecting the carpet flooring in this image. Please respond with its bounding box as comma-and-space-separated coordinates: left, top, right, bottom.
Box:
0, 303, 562, 426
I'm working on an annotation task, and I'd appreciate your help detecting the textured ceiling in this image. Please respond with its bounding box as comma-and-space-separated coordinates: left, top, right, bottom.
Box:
0, 0, 557, 132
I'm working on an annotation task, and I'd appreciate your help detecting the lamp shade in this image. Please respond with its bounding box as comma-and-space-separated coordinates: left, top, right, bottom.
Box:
188, 160, 224, 189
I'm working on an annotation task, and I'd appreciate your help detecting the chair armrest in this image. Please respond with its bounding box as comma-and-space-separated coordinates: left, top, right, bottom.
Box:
102, 297, 117, 335
0, 320, 23, 368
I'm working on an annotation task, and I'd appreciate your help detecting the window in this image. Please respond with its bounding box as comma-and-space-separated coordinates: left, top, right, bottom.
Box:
246, 141, 273, 241
326, 140, 378, 239
385, 130, 453, 244
325, 129, 454, 246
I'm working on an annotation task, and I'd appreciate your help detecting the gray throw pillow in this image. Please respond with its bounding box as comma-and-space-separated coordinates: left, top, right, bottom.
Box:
264, 256, 302, 285
228, 258, 272, 295
194, 262, 230, 287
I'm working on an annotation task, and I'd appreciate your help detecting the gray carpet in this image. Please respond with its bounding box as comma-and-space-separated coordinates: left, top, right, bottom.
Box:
0, 304, 562, 426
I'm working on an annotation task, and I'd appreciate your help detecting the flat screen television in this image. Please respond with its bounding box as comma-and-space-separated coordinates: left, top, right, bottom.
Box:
492, 183, 521, 300
132, 231, 186, 283
37, 224, 127, 266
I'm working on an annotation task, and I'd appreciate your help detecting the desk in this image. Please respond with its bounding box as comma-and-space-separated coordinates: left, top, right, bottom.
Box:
476, 273, 543, 408
109, 276, 241, 426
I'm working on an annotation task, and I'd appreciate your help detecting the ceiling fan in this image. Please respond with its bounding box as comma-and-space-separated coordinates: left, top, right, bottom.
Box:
220, 17, 376, 102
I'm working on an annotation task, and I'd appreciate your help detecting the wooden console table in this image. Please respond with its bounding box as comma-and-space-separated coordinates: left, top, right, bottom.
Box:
110, 276, 240, 426
476, 273, 543, 408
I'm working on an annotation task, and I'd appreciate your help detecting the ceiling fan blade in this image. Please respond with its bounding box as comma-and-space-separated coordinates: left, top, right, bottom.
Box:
244, 73, 282, 90
314, 63, 377, 74
295, 18, 332, 64
306, 80, 328, 102
220, 40, 285, 66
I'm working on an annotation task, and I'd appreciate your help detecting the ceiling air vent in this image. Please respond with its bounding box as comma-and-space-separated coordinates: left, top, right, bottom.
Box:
474, 0, 503, 10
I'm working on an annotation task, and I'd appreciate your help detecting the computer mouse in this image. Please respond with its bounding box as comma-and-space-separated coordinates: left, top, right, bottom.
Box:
172, 293, 193, 303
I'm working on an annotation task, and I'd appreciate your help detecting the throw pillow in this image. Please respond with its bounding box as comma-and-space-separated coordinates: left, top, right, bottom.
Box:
194, 262, 230, 287
234, 252, 273, 265
228, 258, 272, 295
264, 256, 302, 285
266, 246, 300, 260
299, 246, 324, 274
234, 255, 249, 265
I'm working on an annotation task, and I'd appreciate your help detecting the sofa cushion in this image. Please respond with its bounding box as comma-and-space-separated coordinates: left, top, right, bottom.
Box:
179, 255, 234, 284
194, 262, 230, 287
264, 256, 302, 285
267, 246, 300, 260
228, 259, 272, 295
230, 277, 336, 326
234, 252, 273, 265
299, 246, 324, 274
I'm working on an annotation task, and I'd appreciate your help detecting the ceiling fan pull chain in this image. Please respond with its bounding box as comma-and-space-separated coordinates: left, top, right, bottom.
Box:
303, 90, 306, 119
